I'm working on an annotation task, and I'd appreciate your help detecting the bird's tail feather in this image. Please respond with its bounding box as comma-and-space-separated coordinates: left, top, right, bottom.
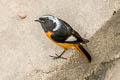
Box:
75, 44, 91, 63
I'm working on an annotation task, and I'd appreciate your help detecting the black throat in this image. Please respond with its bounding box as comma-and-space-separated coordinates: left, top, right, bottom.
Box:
40, 22, 56, 32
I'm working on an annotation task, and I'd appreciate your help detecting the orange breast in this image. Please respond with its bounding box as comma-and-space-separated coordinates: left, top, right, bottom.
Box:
45, 31, 76, 48
45, 31, 53, 41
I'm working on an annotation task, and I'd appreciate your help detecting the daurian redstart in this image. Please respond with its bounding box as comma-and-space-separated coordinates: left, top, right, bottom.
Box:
35, 15, 91, 62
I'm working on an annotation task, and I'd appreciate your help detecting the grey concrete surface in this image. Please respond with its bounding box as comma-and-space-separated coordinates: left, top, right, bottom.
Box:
85, 9, 120, 80
48, 9, 120, 80
0, 0, 120, 80
105, 59, 120, 80
85, 56, 120, 80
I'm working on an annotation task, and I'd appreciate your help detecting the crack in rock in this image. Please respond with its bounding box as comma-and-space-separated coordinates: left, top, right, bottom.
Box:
25, 69, 55, 79
84, 55, 120, 80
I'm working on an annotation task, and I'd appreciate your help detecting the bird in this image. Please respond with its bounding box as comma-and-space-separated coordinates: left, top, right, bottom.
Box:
35, 15, 91, 63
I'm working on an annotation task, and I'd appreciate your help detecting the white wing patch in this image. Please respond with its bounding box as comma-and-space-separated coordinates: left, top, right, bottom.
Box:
65, 35, 77, 41
52, 17, 61, 31
40, 15, 61, 31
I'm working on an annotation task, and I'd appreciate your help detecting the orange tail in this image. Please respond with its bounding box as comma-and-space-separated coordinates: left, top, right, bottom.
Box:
75, 44, 91, 63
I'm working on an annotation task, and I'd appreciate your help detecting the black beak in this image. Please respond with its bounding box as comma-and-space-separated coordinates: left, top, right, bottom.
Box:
34, 19, 40, 22
35, 18, 45, 23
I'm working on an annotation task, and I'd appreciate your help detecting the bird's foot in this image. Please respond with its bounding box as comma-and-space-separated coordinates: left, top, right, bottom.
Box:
49, 54, 67, 60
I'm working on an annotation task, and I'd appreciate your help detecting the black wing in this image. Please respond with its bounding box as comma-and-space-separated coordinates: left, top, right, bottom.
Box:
51, 19, 89, 43
51, 19, 72, 43
71, 30, 85, 43
60, 19, 89, 43
73, 30, 89, 43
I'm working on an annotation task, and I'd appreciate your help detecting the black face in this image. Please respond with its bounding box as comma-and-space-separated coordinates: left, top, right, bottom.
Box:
35, 16, 56, 32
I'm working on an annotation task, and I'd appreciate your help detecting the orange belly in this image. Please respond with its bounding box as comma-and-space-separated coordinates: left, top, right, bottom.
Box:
56, 42, 76, 48
45, 31, 76, 48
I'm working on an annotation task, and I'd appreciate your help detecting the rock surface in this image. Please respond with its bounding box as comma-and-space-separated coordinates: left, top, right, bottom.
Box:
0, 0, 120, 80
48, 9, 120, 80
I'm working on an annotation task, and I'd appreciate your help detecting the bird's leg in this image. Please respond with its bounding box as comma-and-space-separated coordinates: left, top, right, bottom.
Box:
49, 48, 67, 59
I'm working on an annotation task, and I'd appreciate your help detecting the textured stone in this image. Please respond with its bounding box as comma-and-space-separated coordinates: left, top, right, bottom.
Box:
0, 0, 120, 80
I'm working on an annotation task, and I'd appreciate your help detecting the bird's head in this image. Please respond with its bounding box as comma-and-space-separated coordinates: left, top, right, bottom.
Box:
35, 15, 61, 32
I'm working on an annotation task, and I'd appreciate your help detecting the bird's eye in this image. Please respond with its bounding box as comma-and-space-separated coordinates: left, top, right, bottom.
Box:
46, 17, 49, 20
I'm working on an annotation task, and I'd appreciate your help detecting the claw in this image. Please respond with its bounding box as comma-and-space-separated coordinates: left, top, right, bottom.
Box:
49, 55, 67, 60
49, 49, 67, 60
55, 53, 59, 56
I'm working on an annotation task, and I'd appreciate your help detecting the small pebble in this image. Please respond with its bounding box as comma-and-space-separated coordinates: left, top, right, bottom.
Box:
17, 13, 27, 19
